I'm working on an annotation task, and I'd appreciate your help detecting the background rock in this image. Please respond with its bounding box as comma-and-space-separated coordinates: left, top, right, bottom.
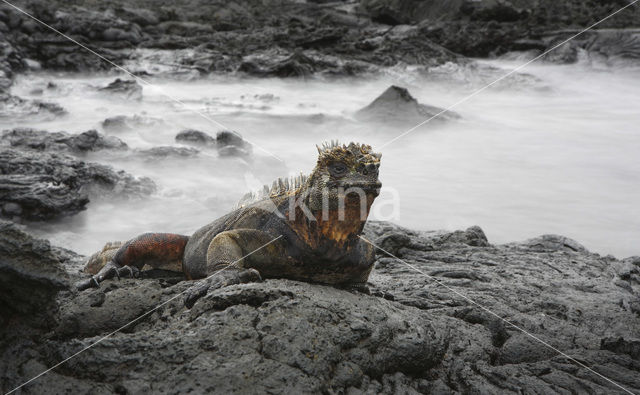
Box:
98, 78, 143, 100
0, 149, 155, 221
355, 85, 460, 125
1, 128, 128, 153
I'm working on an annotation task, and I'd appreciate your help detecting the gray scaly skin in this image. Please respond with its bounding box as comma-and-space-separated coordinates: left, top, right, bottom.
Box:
78, 142, 382, 308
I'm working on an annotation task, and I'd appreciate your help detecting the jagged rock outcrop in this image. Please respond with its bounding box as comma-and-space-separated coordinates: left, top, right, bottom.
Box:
355, 85, 459, 125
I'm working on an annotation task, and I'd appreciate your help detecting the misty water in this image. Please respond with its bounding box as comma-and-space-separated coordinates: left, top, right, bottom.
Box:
4, 57, 640, 258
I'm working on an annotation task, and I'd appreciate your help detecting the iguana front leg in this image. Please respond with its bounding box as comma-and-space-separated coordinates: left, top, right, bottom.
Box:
76, 260, 141, 291
184, 229, 282, 308
76, 233, 189, 290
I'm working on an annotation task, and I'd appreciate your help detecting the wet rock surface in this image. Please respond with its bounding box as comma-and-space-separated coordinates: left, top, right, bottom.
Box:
1, 221, 639, 393
0, 149, 155, 221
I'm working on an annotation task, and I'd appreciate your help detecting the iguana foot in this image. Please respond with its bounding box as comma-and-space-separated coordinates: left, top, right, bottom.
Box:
117, 265, 140, 279
76, 261, 140, 291
184, 268, 262, 309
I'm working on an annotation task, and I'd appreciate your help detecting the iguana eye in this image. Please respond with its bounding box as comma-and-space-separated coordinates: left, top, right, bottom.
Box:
329, 162, 347, 176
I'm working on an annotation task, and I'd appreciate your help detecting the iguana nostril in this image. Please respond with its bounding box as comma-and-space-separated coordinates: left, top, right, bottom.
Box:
364, 163, 377, 175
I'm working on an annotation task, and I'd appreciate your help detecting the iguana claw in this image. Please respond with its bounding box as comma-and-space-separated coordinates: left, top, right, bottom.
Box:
76, 276, 100, 291
76, 261, 140, 291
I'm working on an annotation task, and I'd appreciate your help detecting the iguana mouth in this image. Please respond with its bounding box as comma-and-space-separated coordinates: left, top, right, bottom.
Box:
342, 181, 382, 195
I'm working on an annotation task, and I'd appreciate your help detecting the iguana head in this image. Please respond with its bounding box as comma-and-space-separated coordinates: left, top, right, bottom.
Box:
305, 141, 382, 215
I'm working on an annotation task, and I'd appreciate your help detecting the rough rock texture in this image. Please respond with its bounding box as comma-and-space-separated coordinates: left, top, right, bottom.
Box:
355, 85, 459, 125
1, 0, 639, 91
1, 128, 128, 153
0, 220, 71, 330
1, 221, 639, 393
0, 149, 155, 221
0, 0, 462, 81
216, 130, 252, 156
361, 0, 640, 61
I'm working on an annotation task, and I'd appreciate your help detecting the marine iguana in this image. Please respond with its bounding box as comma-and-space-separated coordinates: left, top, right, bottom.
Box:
78, 141, 382, 308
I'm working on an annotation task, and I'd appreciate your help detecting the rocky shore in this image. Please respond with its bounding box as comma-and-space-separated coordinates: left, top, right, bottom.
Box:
1, 220, 639, 393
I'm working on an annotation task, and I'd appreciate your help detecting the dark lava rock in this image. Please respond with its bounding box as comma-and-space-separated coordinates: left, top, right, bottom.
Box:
2, 221, 640, 393
175, 129, 216, 147
1, 128, 128, 153
0, 149, 155, 221
355, 85, 459, 125
98, 78, 143, 100
362, 0, 640, 59
216, 130, 252, 156
0, 220, 71, 329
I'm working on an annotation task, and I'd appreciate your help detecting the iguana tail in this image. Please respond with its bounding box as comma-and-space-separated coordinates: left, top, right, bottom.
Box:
84, 233, 190, 275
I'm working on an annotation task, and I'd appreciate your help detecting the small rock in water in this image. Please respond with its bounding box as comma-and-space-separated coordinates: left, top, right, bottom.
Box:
355, 85, 459, 125
101, 115, 131, 132
98, 78, 142, 100
101, 114, 164, 133
216, 130, 252, 157
175, 129, 216, 147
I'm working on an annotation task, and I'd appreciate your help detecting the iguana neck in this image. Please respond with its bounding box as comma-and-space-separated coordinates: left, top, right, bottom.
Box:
284, 192, 374, 257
